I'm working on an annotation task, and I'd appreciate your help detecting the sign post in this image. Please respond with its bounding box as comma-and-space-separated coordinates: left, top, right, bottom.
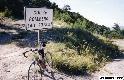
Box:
25, 8, 53, 47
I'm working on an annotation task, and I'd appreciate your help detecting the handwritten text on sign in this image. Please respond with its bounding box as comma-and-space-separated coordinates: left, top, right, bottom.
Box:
25, 8, 53, 30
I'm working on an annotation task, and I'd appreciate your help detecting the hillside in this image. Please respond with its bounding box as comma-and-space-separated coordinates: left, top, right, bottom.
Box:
0, 0, 123, 77
0, 17, 122, 75
0, 0, 111, 37
1, 0, 124, 39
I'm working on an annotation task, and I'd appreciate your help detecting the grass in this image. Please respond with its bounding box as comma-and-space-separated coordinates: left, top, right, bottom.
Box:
0, 12, 5, 17
45, 40, 120, 75
53, 20, 70, 28
42, 27, 122, 75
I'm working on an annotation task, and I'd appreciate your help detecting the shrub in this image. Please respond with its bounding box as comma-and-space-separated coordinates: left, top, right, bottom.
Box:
44, 28, 121, 75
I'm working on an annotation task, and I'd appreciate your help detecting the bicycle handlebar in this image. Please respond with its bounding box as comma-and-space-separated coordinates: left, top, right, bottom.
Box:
23, 49, 38, 58
23, 41, 48, 58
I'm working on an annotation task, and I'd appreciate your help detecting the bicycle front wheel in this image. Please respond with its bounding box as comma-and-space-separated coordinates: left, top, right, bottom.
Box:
45, 52, 53, 68
28, 61, 43, 80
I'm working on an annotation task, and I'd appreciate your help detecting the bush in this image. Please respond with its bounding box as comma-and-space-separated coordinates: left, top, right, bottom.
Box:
49, 49, 96, 75
45, 39, 120, 75
4, 8, 11, 17
44, 27, 121, 75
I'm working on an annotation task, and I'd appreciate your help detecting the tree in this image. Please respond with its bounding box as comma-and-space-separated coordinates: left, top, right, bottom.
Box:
2, 0, 24, 18
0, 0, 6, 11
111, 23, 123, 38
29, 0, 51, 8
51, 2, 58, 9
112, 23, 121, 35
121, 29, 124, 37
2, 0, 52, 18
113, 23, 121, 32
63, 5, 71, 11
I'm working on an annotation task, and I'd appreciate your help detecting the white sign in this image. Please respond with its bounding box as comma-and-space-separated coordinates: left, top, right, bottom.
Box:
25, 8, 53, 30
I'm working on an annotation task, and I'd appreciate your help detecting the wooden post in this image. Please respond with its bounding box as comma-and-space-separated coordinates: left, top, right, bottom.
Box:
37, 30, 40, 48
24, 6, 27, 30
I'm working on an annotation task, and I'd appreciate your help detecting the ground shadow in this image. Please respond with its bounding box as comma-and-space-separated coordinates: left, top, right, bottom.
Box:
43, 28, 122, 57
0, 23, 38, 47
113, 51, 124, 61
0, 23, 121, 57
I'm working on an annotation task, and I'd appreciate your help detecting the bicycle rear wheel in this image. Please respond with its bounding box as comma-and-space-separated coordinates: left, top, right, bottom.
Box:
28, 61, 43, 80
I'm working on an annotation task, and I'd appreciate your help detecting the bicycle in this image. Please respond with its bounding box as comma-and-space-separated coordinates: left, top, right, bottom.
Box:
23, 42, 53, 80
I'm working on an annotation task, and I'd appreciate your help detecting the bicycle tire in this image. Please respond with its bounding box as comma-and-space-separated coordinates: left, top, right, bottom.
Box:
28, 61, 43, 80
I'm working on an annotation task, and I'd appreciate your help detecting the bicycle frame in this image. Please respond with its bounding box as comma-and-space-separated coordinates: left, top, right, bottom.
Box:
23, 42, 53, 80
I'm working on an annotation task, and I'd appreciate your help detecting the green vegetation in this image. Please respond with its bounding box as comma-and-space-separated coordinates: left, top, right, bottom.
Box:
1, 0, 123, 38
0, 12, 5, 17
110, 23, 124, 39
43, 28, 121, 75
0, 0, 123, 75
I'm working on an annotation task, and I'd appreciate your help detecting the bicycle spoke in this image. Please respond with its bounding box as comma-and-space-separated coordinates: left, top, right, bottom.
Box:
28, 61, 43, 80
45, 52, 53, 68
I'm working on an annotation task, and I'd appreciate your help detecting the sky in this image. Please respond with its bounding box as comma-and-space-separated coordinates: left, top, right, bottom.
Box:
49, 0, 124, 29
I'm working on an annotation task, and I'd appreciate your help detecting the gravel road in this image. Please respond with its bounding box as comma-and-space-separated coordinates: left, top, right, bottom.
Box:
88, 39, 124, 80
0, 44, 76, 80
0, 44, 30, 80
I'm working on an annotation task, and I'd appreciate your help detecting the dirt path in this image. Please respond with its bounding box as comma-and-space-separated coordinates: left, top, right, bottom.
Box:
0, 44, 75, 80
0, 40, 124, 80
0, 44, 30, 80
87, 39, 124, 80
